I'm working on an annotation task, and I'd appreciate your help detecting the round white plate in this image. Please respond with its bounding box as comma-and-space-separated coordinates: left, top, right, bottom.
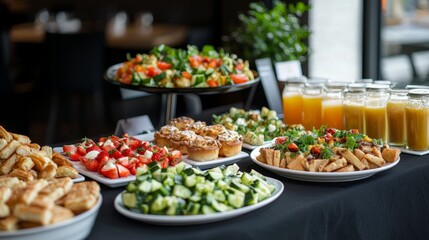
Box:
250, 146, 400, 182
0, 195, 102, 240
114, 177, 284, 225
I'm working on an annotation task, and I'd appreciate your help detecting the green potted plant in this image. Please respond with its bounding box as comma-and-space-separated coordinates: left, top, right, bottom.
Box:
229, 1, 311, 80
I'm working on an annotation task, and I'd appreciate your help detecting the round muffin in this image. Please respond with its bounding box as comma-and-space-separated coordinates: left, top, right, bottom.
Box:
170, 130, 197, 154
186, 121, 207, 135
154, 125, 179, 148
186, 136, 221, 161
216, 130, 243, 157
201, 124, 226, 138
168, 116, 195, 130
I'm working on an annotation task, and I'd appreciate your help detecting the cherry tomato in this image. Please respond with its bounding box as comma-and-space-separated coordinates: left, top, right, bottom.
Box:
207, 79, 218, 87
311, 147, 321, 154
230, 74, 248, 84
325, 128, 337, 135
288, 143, 299, 152
275, 137, 286, 145
157, 61, 172, 70
145, 66, 161, 77
181, 71, 192, 80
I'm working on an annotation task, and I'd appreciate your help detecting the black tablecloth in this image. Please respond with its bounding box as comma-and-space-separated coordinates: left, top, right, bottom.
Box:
86, 152, 429, 240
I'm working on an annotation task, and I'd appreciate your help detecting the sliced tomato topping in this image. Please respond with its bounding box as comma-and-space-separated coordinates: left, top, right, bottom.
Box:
230, 74, 248, 84
157, 61, 172, 70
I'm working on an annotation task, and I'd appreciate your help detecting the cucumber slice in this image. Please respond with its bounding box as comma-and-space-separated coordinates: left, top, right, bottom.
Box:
202, 205, 216, 214
122, 192, 137, 208
189, 193, 202, 202
195, 176, 206, 183
136, 165, 149, 176
172, 185, 192, 199
212, 200, 229, 212
126, 183, 137, 193
174, 162, 187, 174
138, 203, 149, 214
150, 179, 162, 192
138, 181, 152, 193
231, 179, 250, 193
152, 169, 162, 182
183, 168, 195, 176
174, 175, 183, 185
228, 194, 244, 208
208, 171, 223, 181
137, 173, 151, 182
163, 177, 174, 187
184, 175, 197, 188
241, 172, 254, 186
244, 191, 259, 206
151, 195, 167, 212
213, 190, 226, 202
195, 183, 205, 193
216, 180, 228, 190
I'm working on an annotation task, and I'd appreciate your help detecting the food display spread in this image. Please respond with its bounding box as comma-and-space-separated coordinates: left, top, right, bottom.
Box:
212, 107, 296, 146
256, 126, 400, 172
121, 163, 276, 215
114, 44, 255, 88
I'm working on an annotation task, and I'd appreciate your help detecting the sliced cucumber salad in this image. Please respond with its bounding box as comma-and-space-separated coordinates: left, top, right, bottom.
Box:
122, 162, 276, 215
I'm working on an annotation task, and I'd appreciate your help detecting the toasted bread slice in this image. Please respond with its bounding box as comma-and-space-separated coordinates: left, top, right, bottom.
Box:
16, 145, 31, 157
0, 139, 8, 152
16, 156, 35, 171
14, 203, 52, 225
339, 148, 366, 170
382, 148, 400, 163
29, 153, 49, 171
41, 146, 53, 159
323, 157, 347, 172
353, 148, 366, 160
20, 179, 49, 204
8, 168, 35, 182
0, 176, 21, 188
0, 154, 18, 175
0, 202, 10, 218
273, 150, 281, 167
308, 159, 329, 172
0, 186, 12, 202
0, 215, 18, 231
0, 140, 19, 160
264, 149, 274, 166
50, 205, 74, 224
12, 133, 31, 145
364, 153, 386, 167
38, 163, 57, 180
0, 126, 12, 142
52, 152, 72, 167
335, 164, 355, 172
287, 155, 306, 171
56, 166, 78, 179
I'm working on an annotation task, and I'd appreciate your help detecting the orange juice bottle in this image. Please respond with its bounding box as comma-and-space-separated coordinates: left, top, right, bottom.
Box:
282, 78, 305, 125
386, 90, 408, 146
343, 84, 366, 133
364, 84, 390, 141
406, 89, 429, 151
322, 82, 346, 129
302, 83, 324, 130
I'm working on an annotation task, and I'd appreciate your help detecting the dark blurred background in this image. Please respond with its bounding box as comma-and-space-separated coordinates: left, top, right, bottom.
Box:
1, 0, 296, 145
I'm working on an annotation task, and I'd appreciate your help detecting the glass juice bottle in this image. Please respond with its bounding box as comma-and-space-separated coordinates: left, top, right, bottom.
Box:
282, 78, 305, 125
386, 89, 408, 146
343, 83, 366, 133
406, 89, 429, 151
364, 84, 390, 141
322, 82, 346, 129
302, 83, 324, 130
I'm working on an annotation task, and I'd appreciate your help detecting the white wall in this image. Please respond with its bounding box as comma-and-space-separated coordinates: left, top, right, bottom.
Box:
309, 0, 362, 81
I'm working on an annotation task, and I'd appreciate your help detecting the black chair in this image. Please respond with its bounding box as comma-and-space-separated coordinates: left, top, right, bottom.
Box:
44, 30, 106, 144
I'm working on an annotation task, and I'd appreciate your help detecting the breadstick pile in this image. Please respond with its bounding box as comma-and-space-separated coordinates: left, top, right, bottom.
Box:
0, 125, 78, 181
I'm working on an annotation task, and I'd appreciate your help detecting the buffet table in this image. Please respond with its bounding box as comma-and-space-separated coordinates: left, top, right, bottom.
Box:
87, 151, 429, 240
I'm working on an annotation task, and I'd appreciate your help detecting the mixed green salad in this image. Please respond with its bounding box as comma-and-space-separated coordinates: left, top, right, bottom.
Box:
212, 107, 294, 146
115, 44, 255, 88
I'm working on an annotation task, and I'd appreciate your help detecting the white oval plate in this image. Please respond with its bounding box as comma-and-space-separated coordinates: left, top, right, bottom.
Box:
114, 177, 284, 225
250, 146, 400, 182
0, 195, 102, 240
